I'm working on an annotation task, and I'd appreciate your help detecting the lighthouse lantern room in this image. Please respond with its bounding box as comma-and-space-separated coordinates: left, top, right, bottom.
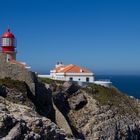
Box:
0, 29, 16, 62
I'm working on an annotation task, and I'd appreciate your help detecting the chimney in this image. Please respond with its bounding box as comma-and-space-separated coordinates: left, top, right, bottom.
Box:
80, 69, 84, 73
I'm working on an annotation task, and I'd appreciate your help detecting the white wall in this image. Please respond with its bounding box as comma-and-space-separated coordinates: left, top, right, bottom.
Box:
65, 76, 94, 83
50, 70, 95, 83
52, 74, 94, 83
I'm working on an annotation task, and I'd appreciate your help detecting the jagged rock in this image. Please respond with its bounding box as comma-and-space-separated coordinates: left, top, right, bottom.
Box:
63, 82, 79, 94
0, 114, 17, 138
68, 93, 87, 110
52, 83, 140, 140
6, 88, 29, 104
2, 122, 25, 140
0, 96, 67, 140
0, 78, 54, 121
67, 92, 140, 140
35, 82, 55, 120
35, 119, 43, 127
0, 85, 7, 97
49, 82, 58, 92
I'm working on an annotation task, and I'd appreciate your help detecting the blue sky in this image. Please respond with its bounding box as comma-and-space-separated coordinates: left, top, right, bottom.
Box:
0, 0, 140, 75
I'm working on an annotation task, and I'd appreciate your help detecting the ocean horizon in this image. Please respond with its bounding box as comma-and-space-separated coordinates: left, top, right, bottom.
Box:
96, 75, 140, 99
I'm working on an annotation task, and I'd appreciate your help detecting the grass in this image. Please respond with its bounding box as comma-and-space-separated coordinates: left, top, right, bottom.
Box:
0, 77, 33, 106
0, 77, 27, 92
33, 127, 41, 134
86, 84, 139, 116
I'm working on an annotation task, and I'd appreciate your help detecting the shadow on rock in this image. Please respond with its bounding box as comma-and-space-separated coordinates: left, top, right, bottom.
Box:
53, 82, 85, 139
26, 82, 55, 122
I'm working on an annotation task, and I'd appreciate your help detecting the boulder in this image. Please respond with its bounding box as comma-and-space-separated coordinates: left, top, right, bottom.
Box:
63, 82, 79, 95
68, 93, 87, 110
0, 85, 7, 97
1, 122, 26, 140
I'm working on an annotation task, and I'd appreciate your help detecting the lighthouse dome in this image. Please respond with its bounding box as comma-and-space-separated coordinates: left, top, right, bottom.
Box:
2, 29, 15, 38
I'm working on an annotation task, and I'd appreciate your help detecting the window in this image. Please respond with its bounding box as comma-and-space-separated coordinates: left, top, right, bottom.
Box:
69, 77, 73, 81
2, 38, 15, 46
86, 77, 89, 82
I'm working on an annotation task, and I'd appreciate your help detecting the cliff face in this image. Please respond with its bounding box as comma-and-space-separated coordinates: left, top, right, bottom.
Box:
0, 96, 66, 140
67, 92, 140, 139
0, 53, 54, 120
51, 81, 140, 140
0, 80, 67, 140
0, 53, 37, 94
1, 74, 140, 140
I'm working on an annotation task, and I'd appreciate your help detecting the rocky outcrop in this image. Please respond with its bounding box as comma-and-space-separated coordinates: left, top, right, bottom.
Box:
68, 93, 140, 139
68, 93, 87, 110
62, 82, 79, 94
0, 53, 55, 122
0, 84, 33, 107
0, 78, 55, 122
51, 81, 140, 140
0, 96, 67, 140
34, 82, 55, 120
53, 103, 73, 137
0, 53, 37, 94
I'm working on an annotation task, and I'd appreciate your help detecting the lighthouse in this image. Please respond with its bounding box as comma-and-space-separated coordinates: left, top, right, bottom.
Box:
0, 29, 16, 62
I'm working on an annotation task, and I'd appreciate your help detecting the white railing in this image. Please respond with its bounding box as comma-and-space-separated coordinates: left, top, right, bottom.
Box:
96, 79, 111, 82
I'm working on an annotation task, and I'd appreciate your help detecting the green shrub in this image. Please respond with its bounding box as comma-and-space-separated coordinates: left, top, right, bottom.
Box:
0, 77, 27, 92
86, 84, 139, 116
39, 77, 65, 84
33, 127, 41, 134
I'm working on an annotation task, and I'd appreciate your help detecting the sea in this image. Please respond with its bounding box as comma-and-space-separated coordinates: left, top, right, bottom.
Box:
96, 75, 140, 99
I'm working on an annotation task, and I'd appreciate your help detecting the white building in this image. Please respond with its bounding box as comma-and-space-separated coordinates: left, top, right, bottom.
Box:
38, 63, 112, 87
50, 62, 95, 83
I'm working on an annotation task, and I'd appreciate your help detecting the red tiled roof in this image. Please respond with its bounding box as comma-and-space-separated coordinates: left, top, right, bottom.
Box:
54, 64, 92, 73
10, 60, 27, 68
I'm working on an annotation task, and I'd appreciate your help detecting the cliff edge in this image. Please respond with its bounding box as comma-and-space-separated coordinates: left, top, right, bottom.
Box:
45, 79, 140, 140
0, 65, 140, 140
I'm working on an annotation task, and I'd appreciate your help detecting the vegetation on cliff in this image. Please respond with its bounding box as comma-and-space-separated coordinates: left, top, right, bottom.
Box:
0, 77, 27, 92
39, 77, 65, 85
0, 78, 33, 107
86, 84, 139, 116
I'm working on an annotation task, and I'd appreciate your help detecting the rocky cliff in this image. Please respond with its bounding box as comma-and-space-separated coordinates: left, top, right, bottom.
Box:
0, 77, 140, 140
48, 80, 140, 140
0, 53, 37, 94
0, 79, 67, 140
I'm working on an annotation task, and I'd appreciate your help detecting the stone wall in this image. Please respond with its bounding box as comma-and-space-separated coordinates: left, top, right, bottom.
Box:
0, 53, 37, 94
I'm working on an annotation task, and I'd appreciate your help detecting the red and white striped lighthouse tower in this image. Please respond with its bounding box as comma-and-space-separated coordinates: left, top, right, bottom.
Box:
0, 29, 16, 61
